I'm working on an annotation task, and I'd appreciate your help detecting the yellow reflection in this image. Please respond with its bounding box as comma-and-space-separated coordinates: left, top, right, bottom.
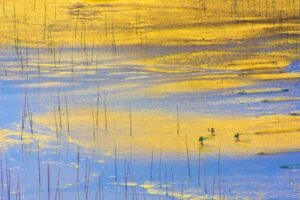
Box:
35, 107, 300, 157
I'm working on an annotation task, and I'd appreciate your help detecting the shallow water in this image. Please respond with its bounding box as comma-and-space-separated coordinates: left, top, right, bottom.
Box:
1, 47, 300, 117
0, 45, 299, 199
0, 0, 300, 197
1, 142, 300, 199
